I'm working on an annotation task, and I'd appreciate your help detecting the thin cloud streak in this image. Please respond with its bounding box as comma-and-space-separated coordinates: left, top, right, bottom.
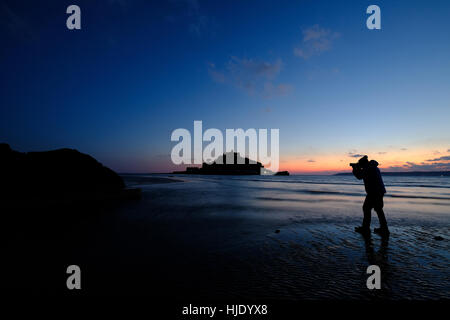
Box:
208, 57, 292, 97
294, 25, 340, 59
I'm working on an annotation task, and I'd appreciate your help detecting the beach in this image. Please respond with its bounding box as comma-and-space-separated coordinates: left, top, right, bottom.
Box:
32, 174, 446, 299
1, 174, 448, 299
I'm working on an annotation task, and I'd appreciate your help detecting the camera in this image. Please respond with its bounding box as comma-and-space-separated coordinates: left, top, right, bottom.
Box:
350, 155, 368, 168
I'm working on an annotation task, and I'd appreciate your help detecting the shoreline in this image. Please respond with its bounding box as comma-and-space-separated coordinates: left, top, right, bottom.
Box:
120, 175, 184, 186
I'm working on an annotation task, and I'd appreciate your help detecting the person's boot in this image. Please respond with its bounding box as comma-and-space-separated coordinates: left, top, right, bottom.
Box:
374, 227, 390, 236
355, 226, 370, 235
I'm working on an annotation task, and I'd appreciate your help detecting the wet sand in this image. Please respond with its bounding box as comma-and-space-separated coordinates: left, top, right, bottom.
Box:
2, 174, 449, 300
63, 174, 449, 299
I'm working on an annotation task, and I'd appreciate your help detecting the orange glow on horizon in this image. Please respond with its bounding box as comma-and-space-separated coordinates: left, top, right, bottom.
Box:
277, 147, 450, 174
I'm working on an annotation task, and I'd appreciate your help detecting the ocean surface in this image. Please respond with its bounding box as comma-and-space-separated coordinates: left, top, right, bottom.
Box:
67, 174, 450, 299
132, 174, 450, 218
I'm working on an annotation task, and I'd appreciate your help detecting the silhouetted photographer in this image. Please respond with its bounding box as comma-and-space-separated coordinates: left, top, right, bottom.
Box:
351, 155, 390, 236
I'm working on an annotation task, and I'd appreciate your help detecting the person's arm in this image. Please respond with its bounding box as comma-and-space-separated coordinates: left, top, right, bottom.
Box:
352, 166, 364, 180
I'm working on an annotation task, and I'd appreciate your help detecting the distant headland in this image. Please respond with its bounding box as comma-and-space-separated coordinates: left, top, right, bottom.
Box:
173, 152, 289, 176
335, 171, 450, 177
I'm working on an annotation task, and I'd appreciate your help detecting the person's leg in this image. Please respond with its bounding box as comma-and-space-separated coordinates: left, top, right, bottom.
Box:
374, 195, 388, 230
362, 195, 373, 229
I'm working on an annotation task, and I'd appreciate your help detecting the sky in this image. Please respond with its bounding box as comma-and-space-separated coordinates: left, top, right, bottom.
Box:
1, 0, 450, 173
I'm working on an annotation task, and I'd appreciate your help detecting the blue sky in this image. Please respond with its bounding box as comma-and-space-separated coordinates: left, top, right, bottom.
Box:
1, 0, 450, 173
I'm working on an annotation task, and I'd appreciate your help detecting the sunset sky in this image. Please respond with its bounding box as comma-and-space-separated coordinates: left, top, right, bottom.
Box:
1, 0, 449, 173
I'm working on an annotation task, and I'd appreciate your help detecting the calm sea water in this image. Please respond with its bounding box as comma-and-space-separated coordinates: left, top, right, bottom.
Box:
127, 174, 450, 220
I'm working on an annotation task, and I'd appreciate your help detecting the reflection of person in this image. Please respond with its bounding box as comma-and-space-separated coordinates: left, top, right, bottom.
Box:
351, 155, 390, 236
363, 232, 389, 266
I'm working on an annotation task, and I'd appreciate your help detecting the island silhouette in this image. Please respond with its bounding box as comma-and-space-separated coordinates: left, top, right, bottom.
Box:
173, 151, 289, 176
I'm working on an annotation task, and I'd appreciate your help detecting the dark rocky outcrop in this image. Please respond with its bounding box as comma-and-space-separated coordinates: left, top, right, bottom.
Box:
0, 143, 138, 209
0, 144, 142, 294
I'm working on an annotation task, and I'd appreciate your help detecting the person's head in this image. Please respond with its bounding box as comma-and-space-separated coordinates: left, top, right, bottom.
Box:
358, 155, 369, 168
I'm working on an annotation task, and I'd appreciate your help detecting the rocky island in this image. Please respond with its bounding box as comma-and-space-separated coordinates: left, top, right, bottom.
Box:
173, 152, 289, 176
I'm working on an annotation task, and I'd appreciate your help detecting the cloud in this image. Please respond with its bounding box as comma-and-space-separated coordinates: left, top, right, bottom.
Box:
388, 161, 450, 172
228, 56, 282, 79
448, 149, 450, 153
426, 156, 450, 162
263, 82, 293, 97
378, 151, 387, 155
207, 63, 226, 83
294, 25, 340, 59
307, 159, 316, 163
208, 57, 292, 97
388, 155, 450, 171
348, 152, 365, 158
400, 148, 408, 151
